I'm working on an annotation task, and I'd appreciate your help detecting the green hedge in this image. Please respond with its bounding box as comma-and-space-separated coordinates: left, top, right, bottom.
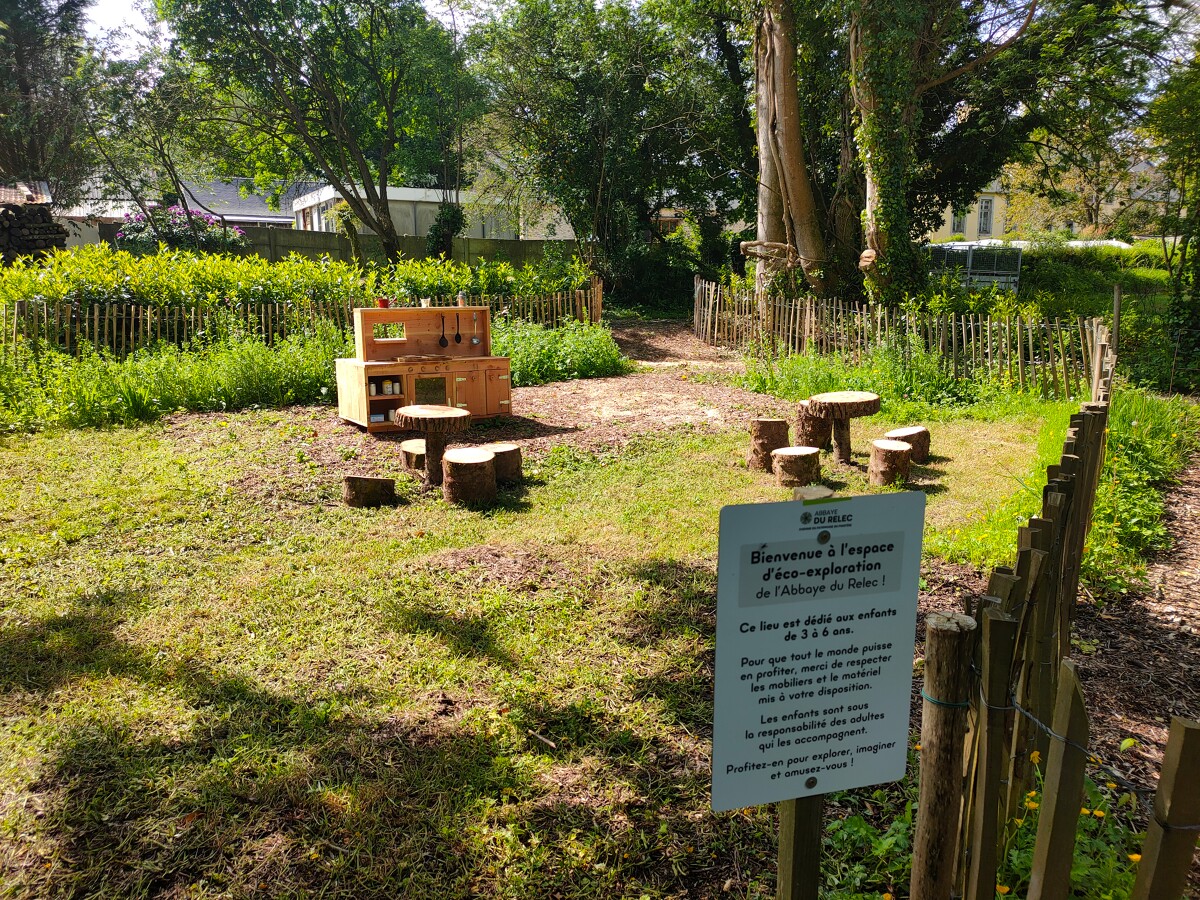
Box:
0, 244, 592, 309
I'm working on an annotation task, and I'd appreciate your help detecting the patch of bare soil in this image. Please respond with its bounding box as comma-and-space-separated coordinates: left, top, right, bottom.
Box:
419, 546, 568, 593
1072, 458, 1200, 804
609, 318, 739, 365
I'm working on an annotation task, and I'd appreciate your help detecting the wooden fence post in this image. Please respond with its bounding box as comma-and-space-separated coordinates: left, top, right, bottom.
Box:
1112, 285, 1122, 355
911, 612, 977, 900
1131, 717, 1200, 900
964, 605, 1019, 900
1027, 660, 1089, 900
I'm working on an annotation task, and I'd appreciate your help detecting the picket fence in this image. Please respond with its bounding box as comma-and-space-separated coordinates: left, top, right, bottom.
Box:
0, 278, 603, 360
693, 277, 1104, 400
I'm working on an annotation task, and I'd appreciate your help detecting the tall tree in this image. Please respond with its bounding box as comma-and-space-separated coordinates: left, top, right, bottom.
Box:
473, 0, 752, 289
0, 0, 94, 207
158, 0, 480, 262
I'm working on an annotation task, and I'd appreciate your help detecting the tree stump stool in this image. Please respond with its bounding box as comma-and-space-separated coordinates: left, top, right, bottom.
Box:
747, 418, 790, 471
479, 442, 523, 484
808, 391, 881, 464
771, 446, 821, 488
796, 400, 832, 450
442, 447, 497, 505
868, 439, 912, 486
342, 475, 397, 508
393, 404, 471, 488
400, 439, 426, 471
884, 425, 931, 464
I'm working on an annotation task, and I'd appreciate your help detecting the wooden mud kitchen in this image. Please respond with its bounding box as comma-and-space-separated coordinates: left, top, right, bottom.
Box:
335, 305, 512, 433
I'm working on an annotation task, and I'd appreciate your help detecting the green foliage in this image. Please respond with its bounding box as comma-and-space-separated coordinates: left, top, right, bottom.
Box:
0, 319, 350, 430
997, 772, 1143, 898
115, 206, 250, 255
490, 318, 634, 386
740, 334, 1011, 421
425, 202, 467, 258
0, 245, 591, 309
1083, 390, 1199, 594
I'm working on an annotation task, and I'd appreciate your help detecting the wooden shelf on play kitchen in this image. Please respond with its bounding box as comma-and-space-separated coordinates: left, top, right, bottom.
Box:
336, 305, 512, 433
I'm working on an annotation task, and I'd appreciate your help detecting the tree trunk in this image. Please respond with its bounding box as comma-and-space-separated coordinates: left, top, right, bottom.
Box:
342, 475, 397, 508
442, 448, 497, 506
748, 418, 790, 471
750, 0, 828, 292
868, 438, 912, 485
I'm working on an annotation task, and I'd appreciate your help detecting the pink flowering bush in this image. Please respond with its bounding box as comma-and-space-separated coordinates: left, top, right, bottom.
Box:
116, 206, 249, 254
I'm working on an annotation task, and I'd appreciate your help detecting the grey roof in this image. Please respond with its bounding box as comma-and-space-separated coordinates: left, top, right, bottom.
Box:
181, 178, 297, 225
0, 181, 52, 205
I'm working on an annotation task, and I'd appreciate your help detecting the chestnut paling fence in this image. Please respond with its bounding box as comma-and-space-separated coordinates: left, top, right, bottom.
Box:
870, 333, 1199, 898
693, 277, 1107, 400
0, 278, 603, 360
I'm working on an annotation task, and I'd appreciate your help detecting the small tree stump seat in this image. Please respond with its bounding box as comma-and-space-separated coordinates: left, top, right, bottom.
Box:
479, 442, 523, 484
884, 425, 931, 464
771, 446, 821, 488
747, 418, 790, 471
442, 447, 497, 505
342, 475, 397, 508
869, 439, 912, 486
400, 438, 426, 471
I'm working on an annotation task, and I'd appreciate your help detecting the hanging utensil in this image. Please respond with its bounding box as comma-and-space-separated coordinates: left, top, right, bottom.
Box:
471, 312, 481, 345
439, 314, 449, 348
454, 313, 462, 343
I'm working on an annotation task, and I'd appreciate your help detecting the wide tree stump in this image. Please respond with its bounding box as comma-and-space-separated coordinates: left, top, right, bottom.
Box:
796, 400, 832, 450
771, 446, 821, 487
885, 425, 931, 464
394, 404, 471, 487
868, 439, 912, 486
342, 475, 397, 508
480, 442, 523, 484
400, 439, 426, 471
442, 447, 497, 505
809, 391, 882, 464
747, 418, 790, 471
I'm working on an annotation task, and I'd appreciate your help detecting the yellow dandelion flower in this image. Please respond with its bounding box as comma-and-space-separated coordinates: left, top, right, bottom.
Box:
1013, 818, 1025, 826
1081, 808, 1091, 815
1128, 853, 1141, 863
1026, 800, 1039, 810
1093, 809, 1106, 818
997, 886, 1012, 895
1106, 782, 1117, 789
1027, 790, 1038, 798
1030, 750, 1042, 764
883, 894, 895, 900
914, 743, 922, 751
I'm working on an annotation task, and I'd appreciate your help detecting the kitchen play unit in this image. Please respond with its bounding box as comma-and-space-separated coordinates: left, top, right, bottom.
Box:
335, 306, 512, 433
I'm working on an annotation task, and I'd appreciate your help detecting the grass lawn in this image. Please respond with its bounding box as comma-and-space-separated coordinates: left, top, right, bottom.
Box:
0, 404, 1061, 898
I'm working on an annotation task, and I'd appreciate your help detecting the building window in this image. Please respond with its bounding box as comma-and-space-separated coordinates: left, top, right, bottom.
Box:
951, 211, 967, 234
978, 199, 993, 236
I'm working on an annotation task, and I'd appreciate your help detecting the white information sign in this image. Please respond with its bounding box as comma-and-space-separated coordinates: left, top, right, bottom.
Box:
711, 492, 926, 812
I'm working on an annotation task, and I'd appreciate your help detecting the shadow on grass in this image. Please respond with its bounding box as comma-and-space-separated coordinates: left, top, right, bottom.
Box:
0, 597, 532, 898
388, 606, 520, 668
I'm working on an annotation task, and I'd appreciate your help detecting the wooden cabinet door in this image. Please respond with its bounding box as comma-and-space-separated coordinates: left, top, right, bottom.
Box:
454, 369, 486, 416
485, 365, 512, 416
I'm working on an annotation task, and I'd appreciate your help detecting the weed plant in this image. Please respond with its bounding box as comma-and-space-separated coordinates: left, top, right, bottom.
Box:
492, 318, 634, 386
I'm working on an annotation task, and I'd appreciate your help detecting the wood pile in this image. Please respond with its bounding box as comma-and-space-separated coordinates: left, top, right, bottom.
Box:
0, 203, 67, 265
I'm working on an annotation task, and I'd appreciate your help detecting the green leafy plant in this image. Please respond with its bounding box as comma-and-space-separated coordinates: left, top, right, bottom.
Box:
491, 318, 634, 386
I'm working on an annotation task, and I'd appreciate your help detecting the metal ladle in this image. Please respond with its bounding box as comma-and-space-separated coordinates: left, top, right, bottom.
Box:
471, 312, 481, 345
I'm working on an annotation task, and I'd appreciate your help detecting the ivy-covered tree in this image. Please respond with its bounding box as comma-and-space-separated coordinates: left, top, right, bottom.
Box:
0, 0, 95, 208
157, 0, 481, 262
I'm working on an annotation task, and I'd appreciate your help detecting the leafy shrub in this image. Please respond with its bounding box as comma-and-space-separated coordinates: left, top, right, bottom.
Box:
0, 244, 592, 310
0, 320, 350, 430
491, 318, 634, 386
1083, 389, 1199, 593
116, 206, 250, 254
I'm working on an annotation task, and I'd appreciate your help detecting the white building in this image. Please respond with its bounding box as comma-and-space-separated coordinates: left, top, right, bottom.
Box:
291, 185, 576, 241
